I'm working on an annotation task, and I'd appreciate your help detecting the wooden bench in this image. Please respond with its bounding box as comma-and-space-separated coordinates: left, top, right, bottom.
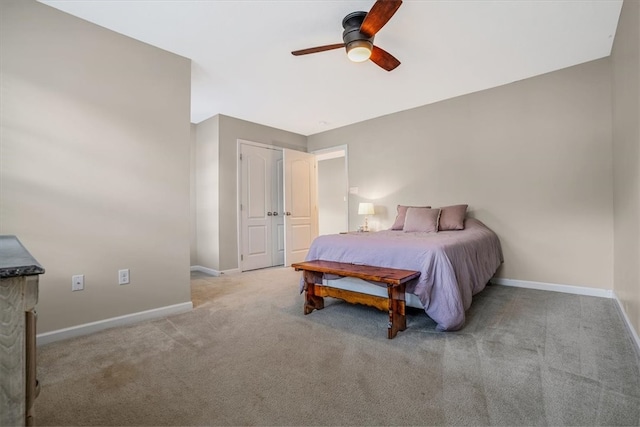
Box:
291, 260, 420, 339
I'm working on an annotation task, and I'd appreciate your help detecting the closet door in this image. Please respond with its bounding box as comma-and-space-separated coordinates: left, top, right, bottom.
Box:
283, 149, 318, 266
240, 143, 316, 270
240, 144, 274, 271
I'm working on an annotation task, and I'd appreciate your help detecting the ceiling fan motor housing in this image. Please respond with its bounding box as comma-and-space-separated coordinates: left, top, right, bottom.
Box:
342, 11, 374, 49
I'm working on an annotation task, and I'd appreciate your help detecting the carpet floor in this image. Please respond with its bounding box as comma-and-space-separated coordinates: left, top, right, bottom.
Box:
35, 267, 640, 426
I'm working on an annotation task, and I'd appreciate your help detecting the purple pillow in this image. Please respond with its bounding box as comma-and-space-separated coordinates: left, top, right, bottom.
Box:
438, 204, 468, 231
390, 205, 431, 230
403, 208, 441, 233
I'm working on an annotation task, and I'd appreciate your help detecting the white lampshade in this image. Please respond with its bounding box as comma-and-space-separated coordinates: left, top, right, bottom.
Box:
346, 40, 372, 63
358, 202, 375, 215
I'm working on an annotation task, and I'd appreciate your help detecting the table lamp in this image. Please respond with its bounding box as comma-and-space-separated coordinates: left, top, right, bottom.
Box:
358, 202, 375, 232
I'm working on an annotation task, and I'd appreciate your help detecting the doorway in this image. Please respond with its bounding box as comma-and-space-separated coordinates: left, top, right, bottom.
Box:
315, 146, 348, 235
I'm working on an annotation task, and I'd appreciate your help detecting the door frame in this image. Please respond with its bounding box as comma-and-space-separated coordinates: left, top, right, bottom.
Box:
236, 139, 283, 272
312, 144, 349, 233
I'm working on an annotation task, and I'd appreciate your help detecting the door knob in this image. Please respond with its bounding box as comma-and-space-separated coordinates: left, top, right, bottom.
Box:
267, 212, 272, 216
285, 212, 292, 216
273, 212, 279, 216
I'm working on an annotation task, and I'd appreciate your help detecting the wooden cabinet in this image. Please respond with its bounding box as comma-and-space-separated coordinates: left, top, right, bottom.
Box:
0, 236, 44, 427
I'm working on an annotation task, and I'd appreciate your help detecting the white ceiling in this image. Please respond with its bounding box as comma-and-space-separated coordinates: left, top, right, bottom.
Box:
40, 0, 622, 136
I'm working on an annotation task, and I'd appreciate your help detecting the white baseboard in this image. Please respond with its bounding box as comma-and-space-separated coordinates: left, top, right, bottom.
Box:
190, 265, 241, 275
612, 292, 640, 356
490, 277, 614, 298
37, 301, 193, 346
190, 265, 221, 276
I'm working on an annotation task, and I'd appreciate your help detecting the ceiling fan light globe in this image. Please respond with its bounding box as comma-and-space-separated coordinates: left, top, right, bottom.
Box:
346, 41, 372, 62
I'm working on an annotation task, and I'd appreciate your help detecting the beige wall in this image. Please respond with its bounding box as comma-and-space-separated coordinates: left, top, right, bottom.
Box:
195, 115, 220, 269
612, 0, 640, 334
190, 123, 198, 266
0, 0, 192, 333
8, 0, 631, 334
193, 114, 306, 271
308, 59, 614, 290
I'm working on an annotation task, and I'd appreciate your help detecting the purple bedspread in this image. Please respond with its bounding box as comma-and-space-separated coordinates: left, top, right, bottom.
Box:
302, 218, 503, 331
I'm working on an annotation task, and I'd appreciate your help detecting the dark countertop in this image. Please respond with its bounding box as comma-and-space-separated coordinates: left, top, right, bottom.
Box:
0, 235, 45, 278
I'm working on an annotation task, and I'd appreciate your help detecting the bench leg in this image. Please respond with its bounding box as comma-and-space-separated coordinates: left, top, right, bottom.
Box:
387, 283, 407, 339
303, 271, 324, 315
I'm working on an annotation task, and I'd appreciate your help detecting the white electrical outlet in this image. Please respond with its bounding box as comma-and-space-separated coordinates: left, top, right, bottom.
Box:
119, 269, 130, 285
72, 275, 84, 291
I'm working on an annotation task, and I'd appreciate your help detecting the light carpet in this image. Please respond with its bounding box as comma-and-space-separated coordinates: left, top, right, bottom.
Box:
35, 267, 640, 426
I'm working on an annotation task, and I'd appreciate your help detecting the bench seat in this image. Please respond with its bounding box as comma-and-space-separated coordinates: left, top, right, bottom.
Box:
292, 260, 420, 339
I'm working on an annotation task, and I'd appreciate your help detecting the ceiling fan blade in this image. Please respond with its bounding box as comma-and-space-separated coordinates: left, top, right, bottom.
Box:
370, 45, 400, 71
360, 0, 402, 38
291, 43, 345, 56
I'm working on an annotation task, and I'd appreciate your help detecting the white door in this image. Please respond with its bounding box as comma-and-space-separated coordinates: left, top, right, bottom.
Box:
283, 149, 318, 266
240, 144, 283, 271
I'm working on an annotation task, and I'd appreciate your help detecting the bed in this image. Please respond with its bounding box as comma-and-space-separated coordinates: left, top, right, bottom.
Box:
300, 212, 503, 331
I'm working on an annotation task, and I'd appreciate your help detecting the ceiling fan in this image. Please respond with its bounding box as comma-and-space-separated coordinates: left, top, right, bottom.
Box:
291, 0, 403, 72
